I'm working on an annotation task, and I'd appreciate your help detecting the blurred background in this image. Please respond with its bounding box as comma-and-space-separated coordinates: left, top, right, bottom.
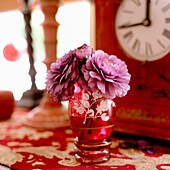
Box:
0, 0, 91, 101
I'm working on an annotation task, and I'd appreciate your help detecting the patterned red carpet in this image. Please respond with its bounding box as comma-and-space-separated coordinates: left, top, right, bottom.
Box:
0, 108, 170, 170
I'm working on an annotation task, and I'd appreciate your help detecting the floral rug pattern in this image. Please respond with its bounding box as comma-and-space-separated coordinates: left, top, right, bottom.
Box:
0, 108, 170, 170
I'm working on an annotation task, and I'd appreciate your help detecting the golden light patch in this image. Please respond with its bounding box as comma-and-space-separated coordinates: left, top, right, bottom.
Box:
7, 142, 32, 147
0, 145, 23, 166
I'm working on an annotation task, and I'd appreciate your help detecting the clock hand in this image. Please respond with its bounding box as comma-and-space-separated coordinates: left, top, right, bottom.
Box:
118, 22, 144, 29
145, 0, 150, 20
118, 0, 152, 29
143, 0, 151, 26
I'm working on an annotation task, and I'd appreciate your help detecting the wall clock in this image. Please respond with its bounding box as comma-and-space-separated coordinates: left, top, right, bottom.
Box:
94, 0, 170, 140
115, 0, 170, 61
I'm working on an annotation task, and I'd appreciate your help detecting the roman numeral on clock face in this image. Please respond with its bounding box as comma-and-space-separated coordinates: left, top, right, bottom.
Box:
123, 31, 133, 43
162, 3, 170, 13
145, 42, 153, 56
162, 29, 170, 40
155, 0, 160, 5
123, 10, 133, 14
157, 39, 165, 49
132, 39, 140, 52
165, 18, 170, 23
131, 0, 141, 6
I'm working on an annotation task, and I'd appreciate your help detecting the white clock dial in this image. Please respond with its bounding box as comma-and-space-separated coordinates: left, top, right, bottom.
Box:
115, 0, 170, 61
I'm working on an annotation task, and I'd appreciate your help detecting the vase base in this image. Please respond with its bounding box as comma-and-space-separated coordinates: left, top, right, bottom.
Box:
74, 146, 110, 164
74, 137, 111, 164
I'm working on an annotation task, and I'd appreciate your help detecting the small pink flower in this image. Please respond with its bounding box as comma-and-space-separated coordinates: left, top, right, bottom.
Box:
75, 44, 92, 60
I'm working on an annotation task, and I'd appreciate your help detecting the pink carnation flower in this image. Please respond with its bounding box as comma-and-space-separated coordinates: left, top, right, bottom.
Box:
79, 50, 131, 99
46, 50, 79, 101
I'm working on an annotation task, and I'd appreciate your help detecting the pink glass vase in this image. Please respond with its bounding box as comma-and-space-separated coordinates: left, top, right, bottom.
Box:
68, 84, 116, 164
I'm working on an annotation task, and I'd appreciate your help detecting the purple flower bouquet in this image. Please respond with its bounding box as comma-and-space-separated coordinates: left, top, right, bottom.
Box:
46, 44, 131, 102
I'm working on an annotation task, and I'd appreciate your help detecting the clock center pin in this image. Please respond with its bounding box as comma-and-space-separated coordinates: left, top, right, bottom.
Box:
143, 19, 151, 26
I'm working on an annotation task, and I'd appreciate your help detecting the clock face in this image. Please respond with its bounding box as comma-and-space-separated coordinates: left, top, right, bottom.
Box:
115, 0, 170, 61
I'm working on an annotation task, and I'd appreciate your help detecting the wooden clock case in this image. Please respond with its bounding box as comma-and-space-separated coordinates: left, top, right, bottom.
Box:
94, 0, 170, 140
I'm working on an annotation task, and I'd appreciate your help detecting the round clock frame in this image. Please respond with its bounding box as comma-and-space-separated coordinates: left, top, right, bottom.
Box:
115, 0, 170, 61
